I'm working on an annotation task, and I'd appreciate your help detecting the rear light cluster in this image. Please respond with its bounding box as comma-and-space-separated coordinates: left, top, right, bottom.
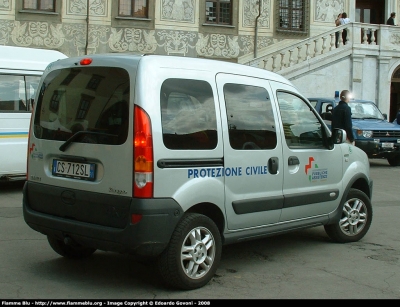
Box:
133, 105, 153, 198
26, 102, 36, 180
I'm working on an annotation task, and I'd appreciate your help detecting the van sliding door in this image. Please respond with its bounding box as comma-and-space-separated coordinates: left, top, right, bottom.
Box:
216, 73, 284, 230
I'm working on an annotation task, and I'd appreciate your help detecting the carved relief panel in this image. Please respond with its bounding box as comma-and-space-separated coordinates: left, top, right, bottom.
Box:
314, 0, 345, 22
0, 0, 11, 11
160, 0, 195, 23
242, 0, 270, 28
66, 0, 107, 16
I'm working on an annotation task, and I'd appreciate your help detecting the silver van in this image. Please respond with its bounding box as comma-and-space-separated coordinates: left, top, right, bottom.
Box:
23, 54, 373, 290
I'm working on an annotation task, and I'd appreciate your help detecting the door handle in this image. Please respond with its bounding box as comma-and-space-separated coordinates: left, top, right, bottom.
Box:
268, 157, 279, 174
288, 156, 300, 165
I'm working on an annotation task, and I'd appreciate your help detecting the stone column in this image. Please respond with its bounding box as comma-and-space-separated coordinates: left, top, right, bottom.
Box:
351, 54, 364, 99
378, 56, 392, 115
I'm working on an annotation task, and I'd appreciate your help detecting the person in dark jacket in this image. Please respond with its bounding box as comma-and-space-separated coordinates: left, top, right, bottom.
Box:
331, 90, 355, 145
387, 12, 396, 25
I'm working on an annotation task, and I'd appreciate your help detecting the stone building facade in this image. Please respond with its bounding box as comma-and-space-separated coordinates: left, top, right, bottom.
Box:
0, 0, 374, 60
2, 0, 400, 118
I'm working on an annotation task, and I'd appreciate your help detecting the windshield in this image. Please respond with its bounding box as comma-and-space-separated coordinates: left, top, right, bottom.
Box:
348, 101, 385, 120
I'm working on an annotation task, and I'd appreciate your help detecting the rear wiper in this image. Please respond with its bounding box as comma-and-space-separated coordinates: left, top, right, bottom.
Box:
59, 131, 116, 152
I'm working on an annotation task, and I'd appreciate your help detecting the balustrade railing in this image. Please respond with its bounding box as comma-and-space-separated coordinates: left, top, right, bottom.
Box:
247, 22, 384, 73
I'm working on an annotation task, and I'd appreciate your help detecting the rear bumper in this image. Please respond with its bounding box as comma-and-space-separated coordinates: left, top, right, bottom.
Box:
22, 181, 183, 257
355, 140, 400, 158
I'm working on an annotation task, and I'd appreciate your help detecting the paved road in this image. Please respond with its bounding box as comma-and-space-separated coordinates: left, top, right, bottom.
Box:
1, 158, 399, 299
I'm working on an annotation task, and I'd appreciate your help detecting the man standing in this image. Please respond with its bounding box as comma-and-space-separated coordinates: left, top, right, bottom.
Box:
331, 90, 355, 145
387, 12, 396, 25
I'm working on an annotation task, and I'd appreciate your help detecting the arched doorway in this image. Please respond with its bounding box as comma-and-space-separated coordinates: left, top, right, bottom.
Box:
390, 69, 400, 122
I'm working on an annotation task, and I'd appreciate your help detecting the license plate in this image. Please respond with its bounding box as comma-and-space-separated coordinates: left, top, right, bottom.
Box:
382, 142, 394, 149
52, 160, 96, 181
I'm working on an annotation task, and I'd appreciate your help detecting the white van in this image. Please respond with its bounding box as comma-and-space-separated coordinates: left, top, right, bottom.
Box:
0, 46, 67, 181
23, 54, 373, 290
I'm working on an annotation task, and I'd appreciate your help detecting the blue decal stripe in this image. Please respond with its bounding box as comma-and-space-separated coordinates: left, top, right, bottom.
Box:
0, 132, 29, 138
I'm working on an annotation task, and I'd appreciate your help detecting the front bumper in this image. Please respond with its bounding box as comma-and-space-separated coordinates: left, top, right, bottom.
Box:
22, 181, 183, 257
355, 140, 400, 158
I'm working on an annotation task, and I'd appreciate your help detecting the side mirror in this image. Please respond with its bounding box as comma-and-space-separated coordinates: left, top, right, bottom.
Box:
383, 113, 388, 120
333, 128, 347, 144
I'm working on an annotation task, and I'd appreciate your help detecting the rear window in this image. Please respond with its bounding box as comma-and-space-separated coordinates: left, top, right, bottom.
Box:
161, 78, 217, 150
33, 67, 129, 145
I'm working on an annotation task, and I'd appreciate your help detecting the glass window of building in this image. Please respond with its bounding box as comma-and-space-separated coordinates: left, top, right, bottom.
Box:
23, 0, 55, 11
118, 0, 148, 18
205, 0, 232, 25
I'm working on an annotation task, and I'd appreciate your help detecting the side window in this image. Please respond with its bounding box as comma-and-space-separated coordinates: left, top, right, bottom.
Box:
224, 83, 277, 150
161, 79, 217, 150
0, 75, 38, 112
25, 76, 41, 110
308, 99, 318, 108
277, 91, 324, 149
321, 102, 333, 114
320, 101, 333, 121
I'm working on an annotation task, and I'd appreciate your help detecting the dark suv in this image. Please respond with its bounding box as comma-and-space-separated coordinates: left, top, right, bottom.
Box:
309, 95, 400, 166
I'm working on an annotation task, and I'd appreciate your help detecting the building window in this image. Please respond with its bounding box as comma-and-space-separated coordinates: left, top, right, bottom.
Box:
205, 0, 232, 25
23, 0, 55, 12
119, 0, 148, 18
278, 0, 305, 33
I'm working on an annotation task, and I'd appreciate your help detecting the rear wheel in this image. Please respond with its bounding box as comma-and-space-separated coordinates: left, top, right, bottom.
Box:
387, 155, 400, 166
157, 213, 222, 290
47, 236, 96, 259
324, 188, 372, 243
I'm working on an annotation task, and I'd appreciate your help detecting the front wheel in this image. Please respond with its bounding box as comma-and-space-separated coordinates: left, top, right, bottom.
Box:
157, 213, 222, 290
324, 188, 372, 243
47, 236, 96, 259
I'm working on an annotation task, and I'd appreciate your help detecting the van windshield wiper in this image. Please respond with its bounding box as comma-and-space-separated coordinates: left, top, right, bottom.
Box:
59, 131, 116, 152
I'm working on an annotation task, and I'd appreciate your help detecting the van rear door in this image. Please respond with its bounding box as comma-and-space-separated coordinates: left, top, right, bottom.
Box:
216, 74, 284, 230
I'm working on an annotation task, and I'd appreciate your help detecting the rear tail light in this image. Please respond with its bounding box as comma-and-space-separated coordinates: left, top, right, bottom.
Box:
26, 102, 36, 180
133, 105, 153, 198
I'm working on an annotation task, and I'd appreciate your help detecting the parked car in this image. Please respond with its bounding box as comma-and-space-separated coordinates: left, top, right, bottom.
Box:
309, 94, 400, 166
23, 55, 373, 290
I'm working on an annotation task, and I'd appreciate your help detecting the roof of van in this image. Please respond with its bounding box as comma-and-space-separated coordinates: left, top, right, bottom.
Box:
0, 46, 68, 72
145, 54, 293, 83
145, 54, 293, 85
57, 53, 293, 86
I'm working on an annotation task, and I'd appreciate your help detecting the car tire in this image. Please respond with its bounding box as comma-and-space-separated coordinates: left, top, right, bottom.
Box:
387, 155, 400, 166
157, 213, 222, 290
47, 236, 96, 259
324, 188, 372, 243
